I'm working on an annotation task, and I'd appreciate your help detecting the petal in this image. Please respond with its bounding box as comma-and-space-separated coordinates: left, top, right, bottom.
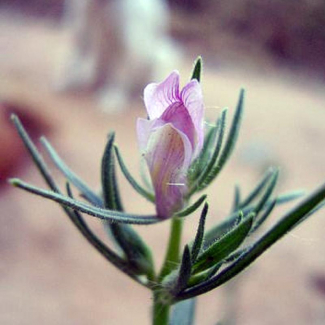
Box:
160, 101, 196, 151
137, 118, 164, 152
144, 123, 192, 218
144, 71, 180, 120
180, 80, 204, 155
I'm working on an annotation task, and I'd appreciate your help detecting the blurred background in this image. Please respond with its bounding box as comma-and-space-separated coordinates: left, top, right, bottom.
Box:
1, 1, 325, 324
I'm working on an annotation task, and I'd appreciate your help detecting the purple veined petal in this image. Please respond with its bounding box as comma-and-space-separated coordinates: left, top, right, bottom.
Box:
160, 101, 196, 151
180, 79, 204, 156
144, 123, 193, 219
143, 71, 180, 120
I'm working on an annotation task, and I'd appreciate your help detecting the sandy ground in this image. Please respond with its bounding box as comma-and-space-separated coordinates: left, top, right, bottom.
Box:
1, 12, 325, 325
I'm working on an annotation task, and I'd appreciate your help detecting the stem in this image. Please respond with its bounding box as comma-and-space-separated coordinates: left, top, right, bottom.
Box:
152, 217, 184, 324
159, 217, 184, 280
152, 290, 170, 325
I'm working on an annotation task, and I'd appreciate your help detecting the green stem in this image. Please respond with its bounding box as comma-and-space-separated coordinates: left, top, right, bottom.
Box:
152, 217, 184, 325
159, 217, 184, 280
152, 290, 170, 325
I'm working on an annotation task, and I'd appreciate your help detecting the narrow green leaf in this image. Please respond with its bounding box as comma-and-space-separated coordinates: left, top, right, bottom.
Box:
114, 145, 155, 202
250, 199, 276, 233
198, 89, 245, 191
101, 132, 123, 210
191, 203, 208, 262
170, 298, 196, 325
102, 134, 154, 277
173, 245, 192, 295
238, 168, 274, 209
274, 190, 305, 204
174, 195, 207, 218
253, 168, 279, 215
191, 56, 202, 82
188, 123, 218, 182
41, 137, 102, 206
232, 184, 241, 212
65, 183, 148, 285
10, 178, 160, 225
176, 182, 325, 301
192, 212, 253, 274
109, 223, 155, 277
139, 158, 153, 191
189, 108, 228, 196
203, 211, 243, 249
11, 114, 58, 191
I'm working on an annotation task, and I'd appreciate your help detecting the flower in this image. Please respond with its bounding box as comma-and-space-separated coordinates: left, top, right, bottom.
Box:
137, 71, 204, 219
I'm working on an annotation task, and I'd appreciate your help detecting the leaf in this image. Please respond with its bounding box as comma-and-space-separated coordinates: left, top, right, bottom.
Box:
202, 211, 243, 249
176, 181, 325, 301
109, 222, 155, 277
192, 212, 254, 274
101, 134, 154, 277
114, 145, 155, 202
172, 245, 192, 295
41, 137, 103, 206
232, 184, 241, 212
250, 199, 276, 234
65, 183, 148, 285
191, 56, 202, 82
191, 203, 208, 262
197, 89, 245, 191
188, 108, 228, 196
253, 168, 279, 215
11, 114, 59, 191
170, 298, 196, 325
174, 195, 207, 218
188, 122, 218, 182
238, 168, 274, 209
10, 178, 160, 225
101, 132, 123, 210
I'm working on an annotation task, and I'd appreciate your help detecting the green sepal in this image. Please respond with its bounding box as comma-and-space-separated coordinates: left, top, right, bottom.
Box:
176, 182, 325, 301
114, 145, 155, 202
10, 178, 160, 225
192, 212, 254, 274
174, 194, 207, 218
191, 56, 202, 82
191, 203, 208, 262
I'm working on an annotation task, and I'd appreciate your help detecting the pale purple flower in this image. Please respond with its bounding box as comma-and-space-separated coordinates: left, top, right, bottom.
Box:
137, 71, 204, 219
